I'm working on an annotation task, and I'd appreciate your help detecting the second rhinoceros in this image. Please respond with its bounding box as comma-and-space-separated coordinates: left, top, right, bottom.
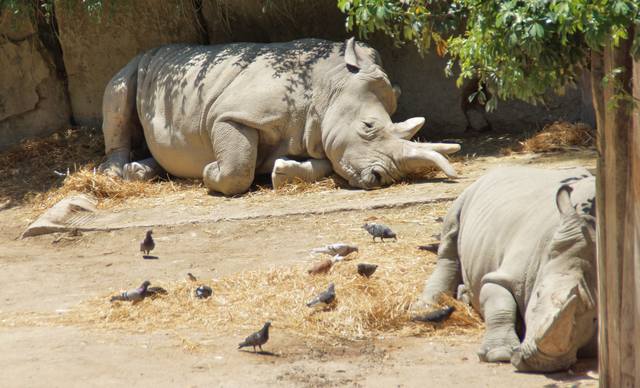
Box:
98, 38, 460, 195
414, 166, 597, 372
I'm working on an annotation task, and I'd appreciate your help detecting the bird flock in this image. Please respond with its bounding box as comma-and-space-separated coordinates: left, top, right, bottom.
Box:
109, 221, 454, 354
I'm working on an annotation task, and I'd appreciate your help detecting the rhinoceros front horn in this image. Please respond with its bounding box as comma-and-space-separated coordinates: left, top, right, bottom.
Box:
398, 142, 460, 178
536, 287, 581, 357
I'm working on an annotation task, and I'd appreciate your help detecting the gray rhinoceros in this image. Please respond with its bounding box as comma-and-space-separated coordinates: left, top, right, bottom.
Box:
414, 166, 597, 372
98, 38, 460, 195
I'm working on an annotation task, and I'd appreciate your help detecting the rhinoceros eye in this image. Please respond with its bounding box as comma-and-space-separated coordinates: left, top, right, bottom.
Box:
364, 121, 374, 128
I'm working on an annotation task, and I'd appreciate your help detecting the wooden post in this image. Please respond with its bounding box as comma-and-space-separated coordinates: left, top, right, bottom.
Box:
594, 29, 640, 388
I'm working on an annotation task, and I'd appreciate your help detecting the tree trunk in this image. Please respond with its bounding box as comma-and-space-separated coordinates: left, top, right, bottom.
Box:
591, 29, 640, 388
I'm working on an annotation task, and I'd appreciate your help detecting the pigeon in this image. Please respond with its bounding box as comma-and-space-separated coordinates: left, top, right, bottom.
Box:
308, 258, 333, 275
306, 283, 336, 307
311, 243, 359, 258
187, 272, 197, 282
140, 229, 155, 255
146, 286, 168, 297
238, 322, 271, 352
357, 263, 378, 278
412, 306, 456, 323
110, 280, 151, 302
362, 223, 397, 242
195, 285, 213, 299
417, 243, 440, 254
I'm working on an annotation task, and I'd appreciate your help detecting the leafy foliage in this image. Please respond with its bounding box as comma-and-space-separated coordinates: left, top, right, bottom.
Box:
338, 0, 640, 105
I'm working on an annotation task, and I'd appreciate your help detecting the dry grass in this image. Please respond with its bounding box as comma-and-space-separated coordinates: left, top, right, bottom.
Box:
0, 127, 104, 205
502, 121, 594, 155
29, 169, 203, 212
48, 251, 482, 345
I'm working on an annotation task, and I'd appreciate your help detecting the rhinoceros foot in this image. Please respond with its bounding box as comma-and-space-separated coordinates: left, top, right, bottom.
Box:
123, 158, 162, 181
477, 336, 520, 363
98, 149, 129, 178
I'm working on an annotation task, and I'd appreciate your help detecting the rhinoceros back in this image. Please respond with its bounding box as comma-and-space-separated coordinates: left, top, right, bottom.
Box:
455, 166, 594, 311
133, 40, 344, 178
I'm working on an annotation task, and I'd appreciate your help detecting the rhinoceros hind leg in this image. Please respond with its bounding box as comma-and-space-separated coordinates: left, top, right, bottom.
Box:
99, 54, 143, 177
123, 157, 163, 181
477, 283, 521, 363
271, 158, 333, 189
203, 121, 258, 196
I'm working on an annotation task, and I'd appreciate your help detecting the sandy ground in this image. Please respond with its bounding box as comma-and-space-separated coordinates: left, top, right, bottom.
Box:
0, 149, 599, 387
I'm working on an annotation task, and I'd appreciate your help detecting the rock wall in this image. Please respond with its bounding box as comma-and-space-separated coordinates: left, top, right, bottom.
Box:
54, 0, 207, 126
0, 9, 70, 150
1, 0, 594, 149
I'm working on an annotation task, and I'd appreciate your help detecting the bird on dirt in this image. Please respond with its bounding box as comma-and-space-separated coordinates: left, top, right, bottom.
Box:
311, 243, 359, 259
110, 280, 151, 302
238, 322, 271, 352
195, 285, 213, 299
308, 258, 334, 275
146, 285, 168, 297
140, 229, 155, 255
362, 223, 397, 242
306, 283, 336, 307
412, 306, 456, 324
357, 263, 378, 278
417, 243, 440, 254
187, 272, 197, 282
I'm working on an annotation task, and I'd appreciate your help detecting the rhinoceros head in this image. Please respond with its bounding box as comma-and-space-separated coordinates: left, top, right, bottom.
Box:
320, 38, 460, 189
512, 183, 597, 372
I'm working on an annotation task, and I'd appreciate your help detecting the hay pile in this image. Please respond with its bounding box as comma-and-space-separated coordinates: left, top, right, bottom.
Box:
503, 121, 594, 155
58, 254, 482, 344
30, 169, 203, 211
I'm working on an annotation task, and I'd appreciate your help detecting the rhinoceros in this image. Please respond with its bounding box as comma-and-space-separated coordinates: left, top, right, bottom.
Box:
98, 38, 460, 195
414, 166, 597, 372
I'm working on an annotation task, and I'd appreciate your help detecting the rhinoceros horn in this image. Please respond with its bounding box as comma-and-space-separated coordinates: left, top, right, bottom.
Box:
391, 117, 426, 140
536, 285, 582, 357
398, 142, 461, 178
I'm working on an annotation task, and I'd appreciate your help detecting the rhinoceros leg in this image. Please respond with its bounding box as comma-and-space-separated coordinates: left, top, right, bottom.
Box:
98, 54, 143, 177
477, 282, 521, 363
271, 158, 333, 189
203, 121, 259, 196
413, 195, 464, 311
123, 158, 163, 181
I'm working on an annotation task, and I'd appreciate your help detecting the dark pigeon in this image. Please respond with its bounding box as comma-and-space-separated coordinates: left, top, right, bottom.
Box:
110, 280, 151, 302
306, 283, 336, 307
140, 229, 155, 255
417, 243, 440, 254
357, 263, 378, 278
238, 322, 271, 352
362, 223, 397, 242
412, 306, 456, 323
146, 286, 168, 297
195, 285, 213, 299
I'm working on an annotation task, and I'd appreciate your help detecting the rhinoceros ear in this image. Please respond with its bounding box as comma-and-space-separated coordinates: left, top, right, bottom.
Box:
391, 117, 425, 140
556, 185, 576, 216
344, 37, 361, 70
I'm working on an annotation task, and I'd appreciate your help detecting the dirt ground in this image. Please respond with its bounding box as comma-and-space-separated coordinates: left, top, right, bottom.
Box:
0, 133, 599, 387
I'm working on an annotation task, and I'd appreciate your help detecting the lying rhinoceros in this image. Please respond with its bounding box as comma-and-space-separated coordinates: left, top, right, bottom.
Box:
414, 166, 597, 372
98, 38, 460, 195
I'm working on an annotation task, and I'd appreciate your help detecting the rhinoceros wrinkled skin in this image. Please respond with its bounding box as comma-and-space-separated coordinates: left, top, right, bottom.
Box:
98, 38, 460, 195
414, 166, 597, 372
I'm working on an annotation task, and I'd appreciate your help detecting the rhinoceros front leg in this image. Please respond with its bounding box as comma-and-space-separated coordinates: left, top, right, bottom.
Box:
271, 158, 333, 189
123, 157, 163, 181
477, 282, 521, 363
203, 121, 258, 196
413, 196, 463, 311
